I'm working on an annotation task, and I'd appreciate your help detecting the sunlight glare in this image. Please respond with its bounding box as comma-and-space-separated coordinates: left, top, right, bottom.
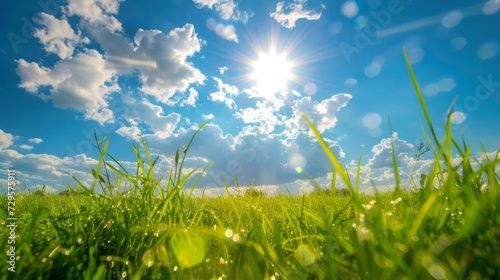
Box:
252, 51, 291, 94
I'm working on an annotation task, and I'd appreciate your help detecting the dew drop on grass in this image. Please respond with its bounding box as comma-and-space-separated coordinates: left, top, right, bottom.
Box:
42, 258, 47, 263
225, 229, 233, 238
142, 250, 154, 267
391, 197, 402, 205
173, 266, 178, 272
295, 244, 316, 266
64, 250, 70, 256
121, 271, 127, 278
421, 256, 446, 279
232, 234, 241, 243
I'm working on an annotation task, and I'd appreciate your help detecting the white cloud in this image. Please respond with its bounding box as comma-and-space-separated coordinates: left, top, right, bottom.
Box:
203, 113, 215, 120
64, 0, 123, 32
29, 138, 43, 144
86, 108, 115, 124
16, 49, 118, 124
234, 99, 285, 134
116, 126, 142, 141
218, 66, 228, 75
285, 93, 352, 135
182, 87, 199, 107
270, 0, 323, 29
193, 0, 221, 9
208, 77, 239, 108
132, 25, 206, 102
34, 13, 90, 59
367, 132, 415, 169
0, 130, 14, 150
193, 0, 252, 22
123, 98, 181, 139
20, 145, 33, 150
0, 148, 96, 190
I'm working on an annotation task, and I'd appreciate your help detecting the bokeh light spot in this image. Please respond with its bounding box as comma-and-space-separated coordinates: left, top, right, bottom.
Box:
328, 21, 343, 35
364, 62, 382, 78
355, 16, 368, 29
362, 113, 382, 129
449, 37, 467, 51
438, 78, 455, 92
341, 1, 359, 18
345, 78, 358, 87
290, 154, 306, 173
423, 83, 440, 96
442, 11, 462, 28
206, 18, 216, 30
423, 78, 455, 96
408, 48, 425, 64
477, 42, 500, 60
304, 83, 317, 95
451, 111, 466, 124
483, 0, 500, 15
368, 127, 382, 137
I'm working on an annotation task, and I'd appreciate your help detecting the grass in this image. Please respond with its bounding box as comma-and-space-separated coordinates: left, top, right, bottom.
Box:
1, 50, 499, 279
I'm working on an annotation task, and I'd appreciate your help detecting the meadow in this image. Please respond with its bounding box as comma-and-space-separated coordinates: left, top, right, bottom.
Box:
1, 52, 499, 280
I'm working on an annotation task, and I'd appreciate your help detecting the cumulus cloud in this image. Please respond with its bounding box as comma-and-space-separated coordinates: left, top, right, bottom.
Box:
203, 113, 215, 120
182, 87, 199, 107
82, 22, 206, 105
193, 0, 252, 22
234, 99, 285, 134
0, 130, 14, 150
34, 13, 90, 59
64, 0, 123, 32
29, 138, 43, 144
16, 49, 118, 124
0, 147, 94, 189
132, 25, 206, 102
20, 145, 33, 150
285, 93, 352, 135
117, 121, 346, 188
122, 98, 181, 139
367, 132, 415, 169
270, 0, 323, 29
116, 126, 142, 141
218, 66, 228, 74
208, 77, 239, 108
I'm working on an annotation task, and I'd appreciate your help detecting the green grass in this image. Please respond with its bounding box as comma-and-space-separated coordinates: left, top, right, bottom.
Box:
1, 50, 499, 279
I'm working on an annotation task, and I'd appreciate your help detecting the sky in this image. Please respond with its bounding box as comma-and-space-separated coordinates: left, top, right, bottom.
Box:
1, 0, 499, 195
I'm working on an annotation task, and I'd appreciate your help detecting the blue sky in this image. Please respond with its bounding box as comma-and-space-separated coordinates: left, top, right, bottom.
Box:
1, 0, 499, 194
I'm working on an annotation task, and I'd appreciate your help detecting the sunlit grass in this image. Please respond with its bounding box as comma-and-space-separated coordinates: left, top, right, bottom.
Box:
1, 50, 499, 279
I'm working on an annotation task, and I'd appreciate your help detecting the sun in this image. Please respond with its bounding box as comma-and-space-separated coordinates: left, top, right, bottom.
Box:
251, 51, 292, 94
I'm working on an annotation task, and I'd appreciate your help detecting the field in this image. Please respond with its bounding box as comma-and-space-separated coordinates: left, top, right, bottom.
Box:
1, 53, 499, 280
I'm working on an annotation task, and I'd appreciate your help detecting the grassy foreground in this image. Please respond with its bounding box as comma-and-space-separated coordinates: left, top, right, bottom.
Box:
1, 52, 499, 280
